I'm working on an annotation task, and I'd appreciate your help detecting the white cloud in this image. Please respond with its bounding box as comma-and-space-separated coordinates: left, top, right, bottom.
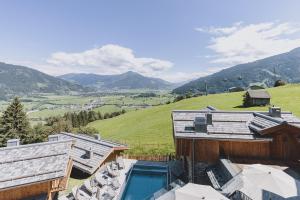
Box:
196, 22, 300, 66
46, 44, 173, 76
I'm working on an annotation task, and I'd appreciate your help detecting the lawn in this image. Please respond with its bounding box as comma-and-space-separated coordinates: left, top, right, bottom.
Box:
88, 84, 300, 155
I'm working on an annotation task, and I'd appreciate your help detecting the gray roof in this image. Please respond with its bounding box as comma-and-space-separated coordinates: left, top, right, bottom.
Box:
57, 132, 127, 175
0, 140, 73, 190
172, 107, 300, 141
247, 90, 271, 99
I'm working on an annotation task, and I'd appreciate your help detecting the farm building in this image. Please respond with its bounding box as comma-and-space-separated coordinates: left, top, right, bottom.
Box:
0, 139, 74, 200
56, 132, 128, 175
172, 106, 300, 182
244, 89, 271, 106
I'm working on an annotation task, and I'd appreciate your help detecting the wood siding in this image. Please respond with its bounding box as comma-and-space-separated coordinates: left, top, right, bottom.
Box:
219, 141, 270, 159
0, 181, 49, 200
175, 136, 299, 163
250, 98, 270, 106
176, 135, 299, 163
194, 140, 219, 163
270, 130, 300, 161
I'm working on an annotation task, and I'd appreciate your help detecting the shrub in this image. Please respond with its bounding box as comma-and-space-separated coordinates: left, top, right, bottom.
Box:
242, 92, 251, 107
274, 80, 286, 87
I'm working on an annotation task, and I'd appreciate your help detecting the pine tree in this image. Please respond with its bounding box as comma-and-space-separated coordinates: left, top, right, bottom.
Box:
0, 97, 31, 146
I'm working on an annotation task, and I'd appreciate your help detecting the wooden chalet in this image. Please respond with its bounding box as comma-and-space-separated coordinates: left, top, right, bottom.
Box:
245, 90, 271, 106
56, 132, 129, 175
0, 139, 74, 200
172, 106, 300, 182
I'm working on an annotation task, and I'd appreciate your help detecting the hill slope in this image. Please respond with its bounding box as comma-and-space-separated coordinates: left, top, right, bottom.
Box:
0, 62, 87, 99
173, 47, 300, 94
88, 84, 300, 155
59, 71, 174, 90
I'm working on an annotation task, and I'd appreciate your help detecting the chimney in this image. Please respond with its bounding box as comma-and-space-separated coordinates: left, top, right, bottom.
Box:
194, 116, 207, 132
94, 134, 101, 140
86, 147, 93, 159
206, 113, 213, 125
7, 139, 20, 147
269, 106, 281, 118
48, 134, 59, 142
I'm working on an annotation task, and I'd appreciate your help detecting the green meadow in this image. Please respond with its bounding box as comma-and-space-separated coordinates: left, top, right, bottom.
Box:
88, 84, 300, 155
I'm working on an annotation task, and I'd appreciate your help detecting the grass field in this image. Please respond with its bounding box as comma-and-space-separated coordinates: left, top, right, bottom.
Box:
88, 84, 300, 155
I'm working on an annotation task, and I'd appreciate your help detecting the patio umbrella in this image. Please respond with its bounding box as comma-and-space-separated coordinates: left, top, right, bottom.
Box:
175, 183, 229, 200
240, 164, 300, 199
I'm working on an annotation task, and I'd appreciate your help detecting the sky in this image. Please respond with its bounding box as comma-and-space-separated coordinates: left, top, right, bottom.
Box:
1, 0, 300, 82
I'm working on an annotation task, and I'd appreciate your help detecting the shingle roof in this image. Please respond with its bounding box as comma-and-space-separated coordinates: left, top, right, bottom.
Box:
172, 107, 300, 141
247, 90, 271, 99
0, 140, 73, 190
58, 132, 128, 175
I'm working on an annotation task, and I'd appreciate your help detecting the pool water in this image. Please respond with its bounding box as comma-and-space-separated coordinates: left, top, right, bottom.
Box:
121, 163, 168, 200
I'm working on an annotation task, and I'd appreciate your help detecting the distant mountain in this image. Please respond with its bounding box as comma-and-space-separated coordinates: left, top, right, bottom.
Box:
59, 71, 175, 90
0, 62, 88, 99
173, 47, 300, 94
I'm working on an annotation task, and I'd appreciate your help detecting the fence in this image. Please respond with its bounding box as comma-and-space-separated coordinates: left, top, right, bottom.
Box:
122, 154, 174, 162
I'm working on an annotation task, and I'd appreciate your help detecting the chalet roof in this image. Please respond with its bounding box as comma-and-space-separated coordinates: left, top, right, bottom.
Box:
57, 132, 128, 174
247, 90, 271, 99
0, 140, 73, 190
172, 106, 300, 141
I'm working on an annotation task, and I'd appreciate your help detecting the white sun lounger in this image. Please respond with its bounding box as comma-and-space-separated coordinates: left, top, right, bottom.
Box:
95, 172, 108, 187
116, 157, 125, 169
84, 179, 97, 194
57, 195, 69, 200
102, 186, 116, 200
111, 178, 121, 190
72, 186, 91, 200
106, 165, 119, 177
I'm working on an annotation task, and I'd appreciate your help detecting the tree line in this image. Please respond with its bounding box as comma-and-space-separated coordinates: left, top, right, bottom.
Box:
0, 97, 126, 147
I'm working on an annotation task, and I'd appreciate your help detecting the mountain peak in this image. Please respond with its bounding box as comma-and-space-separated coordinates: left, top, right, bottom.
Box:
59, 71, 174, 90
122, 71, 140, 76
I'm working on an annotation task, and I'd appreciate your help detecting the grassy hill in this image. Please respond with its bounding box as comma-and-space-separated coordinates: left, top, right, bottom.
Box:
88, 84, 300, 155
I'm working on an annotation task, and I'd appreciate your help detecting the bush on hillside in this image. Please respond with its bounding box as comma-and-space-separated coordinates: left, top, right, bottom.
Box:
274, 80, 286, 87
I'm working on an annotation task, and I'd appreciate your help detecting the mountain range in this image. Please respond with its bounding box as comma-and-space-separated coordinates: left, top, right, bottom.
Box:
173, 47, 300, 94
0, 62, 87, 99
58, 71, 175, 90
2, 47, 300, 98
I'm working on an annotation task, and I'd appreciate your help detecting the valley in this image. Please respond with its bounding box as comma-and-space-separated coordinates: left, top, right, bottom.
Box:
0, 91, 175, 126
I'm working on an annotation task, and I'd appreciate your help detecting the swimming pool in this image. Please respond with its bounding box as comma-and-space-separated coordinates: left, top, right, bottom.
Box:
121, 162, 169, 200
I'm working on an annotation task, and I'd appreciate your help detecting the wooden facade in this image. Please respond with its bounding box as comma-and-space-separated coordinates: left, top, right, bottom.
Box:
249, 97, 270, 106
175, 124, 300, 164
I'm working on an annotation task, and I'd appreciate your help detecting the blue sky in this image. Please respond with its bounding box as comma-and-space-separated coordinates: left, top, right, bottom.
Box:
1, 0, 300, 82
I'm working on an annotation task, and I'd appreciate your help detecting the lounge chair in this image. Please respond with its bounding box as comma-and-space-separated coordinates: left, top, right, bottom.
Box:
84, 179, 97, 194
57, 195, 69, 200
95, 172, 108, 187
116, 157, 125, 169
72, 186, 91, 200
106, 165, 119, 177
111, 178, 120, 190
102, 186, 116, 200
